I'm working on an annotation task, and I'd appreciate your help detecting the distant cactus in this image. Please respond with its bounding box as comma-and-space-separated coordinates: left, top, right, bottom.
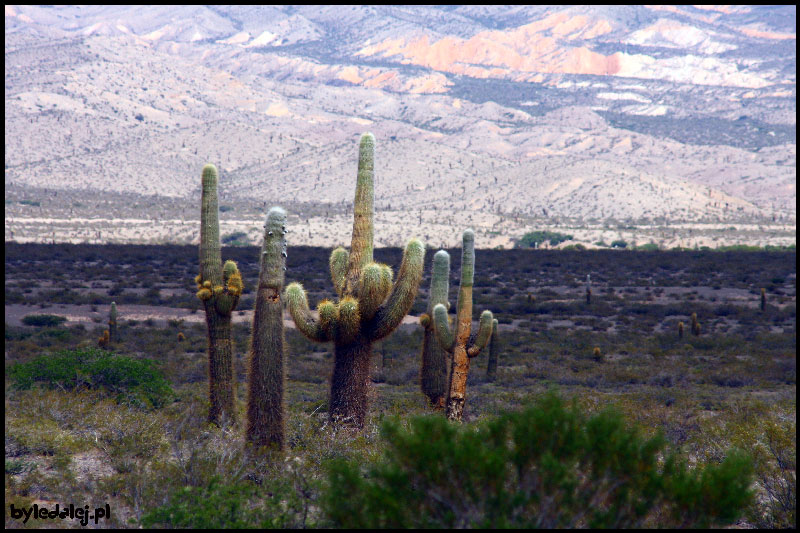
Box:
286, 133, 425, 428
177, 332, 186, 342
586, 274, 591, 304
419, 250, 451, 409
690, 312, 701, 336
246, 207, 288, 450
196, 163, 243, 426
485, 318, 500, 381
432, 229, 494, 422
108, 302, 118, 343
592, 346, 603, 362
760, 288, 766, 312
98, 329, 110, 349
678, 321, 684, 339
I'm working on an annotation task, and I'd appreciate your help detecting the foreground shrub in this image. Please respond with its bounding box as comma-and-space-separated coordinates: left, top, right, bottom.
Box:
324, 394, 753, 528
7, 348, 173, 408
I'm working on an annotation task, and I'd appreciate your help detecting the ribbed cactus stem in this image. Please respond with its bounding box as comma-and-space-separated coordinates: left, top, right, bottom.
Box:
197, 163, 240, 426
246, 207, 287, 451
344, 133, 375, 297
285, 133, 425, 428
432, 229, 494, 422
108, 301, 118, 344
420, 250, 451, 409
586, 274, 592, 305
485, 318, 499, 381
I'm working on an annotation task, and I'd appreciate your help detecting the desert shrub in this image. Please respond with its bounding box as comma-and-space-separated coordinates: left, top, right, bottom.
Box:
324, 393, 753, 528
21, 314, 67, 327
515, 231, 573, 248
140, 475, 308, 529
7, 348, 173, 408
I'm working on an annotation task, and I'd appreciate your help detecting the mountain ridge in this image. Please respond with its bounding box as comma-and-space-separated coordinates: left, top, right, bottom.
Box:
4, 5, 796, 248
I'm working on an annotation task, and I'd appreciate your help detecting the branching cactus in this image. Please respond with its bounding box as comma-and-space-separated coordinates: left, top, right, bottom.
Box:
432, 229, 494, 422
195, 163, 244, 426
246, 207, 288, 450
485, 318, 500, 381
419, 250, 451, 410
286, 133, 425, 428
108, 301, 118, 343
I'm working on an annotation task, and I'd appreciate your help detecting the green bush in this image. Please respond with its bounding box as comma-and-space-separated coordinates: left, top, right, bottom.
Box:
140, 475, 309, 528
324, 394, 753, 528
21, 314, 67, 327
7, 348, 173, 408
515, 231, 573, 249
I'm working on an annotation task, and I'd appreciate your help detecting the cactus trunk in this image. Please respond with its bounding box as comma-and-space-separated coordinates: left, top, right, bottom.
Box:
246, 207, 287, 451
108, 302, 118, 343
206, 312, 236, 425
330, 338, 372, 427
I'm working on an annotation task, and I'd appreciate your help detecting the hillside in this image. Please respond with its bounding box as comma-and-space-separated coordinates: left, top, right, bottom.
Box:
4, 5, 796, 247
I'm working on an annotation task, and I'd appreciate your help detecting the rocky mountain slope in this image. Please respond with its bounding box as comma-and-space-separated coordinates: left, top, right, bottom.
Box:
4, 5, 796, 247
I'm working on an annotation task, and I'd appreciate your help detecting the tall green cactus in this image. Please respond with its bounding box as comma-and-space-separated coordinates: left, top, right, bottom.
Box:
246, 207, 287, 450
108, 301, 118, 343
485, 318, 499, 381
432, 229, 494, 421
419, 250, 451, 410
195, 163, 243, 426
286, 133, 425, 428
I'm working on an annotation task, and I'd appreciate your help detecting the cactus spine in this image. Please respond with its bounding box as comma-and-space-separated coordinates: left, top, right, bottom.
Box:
246, 207, 287, 450
419, 250, 451, 409
286, 133, 425, 428
108, 302, 118, 343
432, 229, 494, 422
196, 164, 243, 426
485, 318, 500, 381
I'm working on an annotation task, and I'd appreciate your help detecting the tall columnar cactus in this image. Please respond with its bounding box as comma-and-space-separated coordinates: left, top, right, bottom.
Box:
286, 133, 425, 428
760, 288, 766, 312
195, 163, 244, 426
678, 321, 684, 339
246, 207, 288, 450
485, 318, 500, 381
586, 274, 592, 305
432, 229, 494, 422
419, 250, 451, 410
108, 301, 118, 343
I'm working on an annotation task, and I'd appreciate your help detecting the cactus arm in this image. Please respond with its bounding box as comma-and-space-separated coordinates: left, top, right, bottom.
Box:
429, 250, 450, 314
467, 310, 494, 357
330, 247, 349, 297
337, 297, 361, 345
344, 133, 375, 297
366, 238, 425, 341
215, 260, 242, 315
317, 300, 338, 341
358, 262, 393, 322
200, 164, 222, 287
286, 282, 330, 342
432, 303, 455, 352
